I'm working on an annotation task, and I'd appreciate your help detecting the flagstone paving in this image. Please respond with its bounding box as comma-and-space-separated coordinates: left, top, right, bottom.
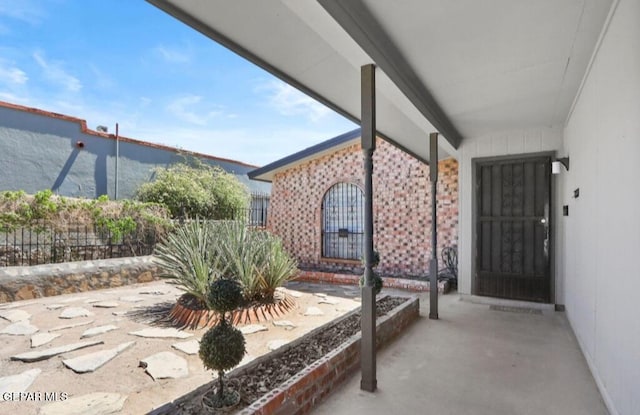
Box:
239, 324, 268, 335
63, 341, 135, 374
39, 392, 127, 415
80, 325, 118, 339
171, 340, 199, 355
129, 327, 192, 339
0, 368, 41, 395
30, 333, 61, 348
140, 351, 188, 380
1, 321, 39, 336
0, 280, 365, 414
0, 309, 31, 322
11, 340, 104, 363
58, 307, 94, 319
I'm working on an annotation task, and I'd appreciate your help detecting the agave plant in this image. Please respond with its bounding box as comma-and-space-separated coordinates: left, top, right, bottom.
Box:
211, 221, 297, 302
257, 232, 298, 301
154, 220, 224, 307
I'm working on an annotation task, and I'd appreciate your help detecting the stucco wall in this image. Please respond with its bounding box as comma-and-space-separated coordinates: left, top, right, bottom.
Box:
0, 103, 270, 199
561, 1, 640, 414
267, 138, 458, 278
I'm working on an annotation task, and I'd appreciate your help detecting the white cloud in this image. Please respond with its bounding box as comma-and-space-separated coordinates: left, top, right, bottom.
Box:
88, 64, 114, 90
32, 51, 82, 92
166, 95, 224, 125
153, 45, 190, 64
0, 0, 46, 25
0, 60, 28, 86
261, 80, 331, 122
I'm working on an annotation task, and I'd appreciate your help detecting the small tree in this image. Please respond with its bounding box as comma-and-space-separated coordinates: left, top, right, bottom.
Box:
136, 160, 250, 219
199, 278, 246, 406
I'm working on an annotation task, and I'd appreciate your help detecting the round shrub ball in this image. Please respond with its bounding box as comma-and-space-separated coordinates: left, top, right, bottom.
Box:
199, 321, 246, 372
207, 278, 243, 314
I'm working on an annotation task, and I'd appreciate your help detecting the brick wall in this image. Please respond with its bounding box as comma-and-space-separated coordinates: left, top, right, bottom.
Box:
267, 138, 458, 278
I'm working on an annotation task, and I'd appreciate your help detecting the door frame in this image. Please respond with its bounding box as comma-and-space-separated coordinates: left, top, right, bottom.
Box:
471, 151, 556, 303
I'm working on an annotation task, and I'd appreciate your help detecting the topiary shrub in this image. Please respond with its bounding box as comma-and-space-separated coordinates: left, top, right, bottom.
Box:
199, 320, 246, 405
199, 278, 246, 408
207, 278, 243, 321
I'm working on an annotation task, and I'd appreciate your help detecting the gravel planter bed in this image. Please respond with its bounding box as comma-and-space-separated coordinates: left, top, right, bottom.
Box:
151, 296, 411, 415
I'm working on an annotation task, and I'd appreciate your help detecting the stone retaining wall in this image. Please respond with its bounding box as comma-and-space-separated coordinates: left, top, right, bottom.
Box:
295, 269, 449, 293
0, 256, 160, 303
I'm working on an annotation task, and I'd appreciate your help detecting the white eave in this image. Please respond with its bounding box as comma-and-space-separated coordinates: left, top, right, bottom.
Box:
147, 0, 613, 161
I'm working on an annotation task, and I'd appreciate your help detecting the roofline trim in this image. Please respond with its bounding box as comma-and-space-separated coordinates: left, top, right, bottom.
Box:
249, 128, 361, 181
146, 0, 430, 165
0, 100, 259, 169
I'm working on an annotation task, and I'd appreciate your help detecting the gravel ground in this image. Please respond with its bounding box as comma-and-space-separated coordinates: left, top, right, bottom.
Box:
0, 280, 365, 414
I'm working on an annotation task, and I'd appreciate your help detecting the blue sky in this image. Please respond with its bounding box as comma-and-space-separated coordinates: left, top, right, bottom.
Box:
0, 0, 356, 166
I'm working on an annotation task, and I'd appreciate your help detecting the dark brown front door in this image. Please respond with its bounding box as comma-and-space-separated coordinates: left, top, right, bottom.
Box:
475, 156, 551, 303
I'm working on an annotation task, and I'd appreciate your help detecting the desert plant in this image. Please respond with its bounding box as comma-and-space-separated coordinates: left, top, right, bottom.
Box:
212, 221, 297, 302
155, 220, 297, 310
135, 161, 250, 219
199, 279, 246, 407
257, 233, 298, 301
154, 220, 224, 307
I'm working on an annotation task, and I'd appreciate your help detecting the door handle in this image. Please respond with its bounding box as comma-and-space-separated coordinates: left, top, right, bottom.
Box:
542, 205, 549, 258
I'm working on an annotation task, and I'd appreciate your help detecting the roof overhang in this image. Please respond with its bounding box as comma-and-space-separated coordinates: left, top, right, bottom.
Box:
147, 0, 613, 161
249, 128, 361, 182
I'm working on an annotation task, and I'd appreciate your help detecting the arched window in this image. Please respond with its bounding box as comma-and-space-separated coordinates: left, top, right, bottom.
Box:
322, 183, 364, 260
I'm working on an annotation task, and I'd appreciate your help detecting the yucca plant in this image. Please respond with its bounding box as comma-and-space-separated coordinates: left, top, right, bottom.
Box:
211, 221, 297, 302
257, 232, 298, 301
154, 220, 224, 307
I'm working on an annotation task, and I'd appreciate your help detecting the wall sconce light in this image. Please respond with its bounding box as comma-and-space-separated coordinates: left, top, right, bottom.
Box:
76, 141, 85, 149
552, 157, 569, 174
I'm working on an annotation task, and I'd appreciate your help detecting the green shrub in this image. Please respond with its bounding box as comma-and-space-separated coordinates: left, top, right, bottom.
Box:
199, 320, 246, 403
0, 189, 170, 233
207, 278, 243, 320
135, 161, 250, 219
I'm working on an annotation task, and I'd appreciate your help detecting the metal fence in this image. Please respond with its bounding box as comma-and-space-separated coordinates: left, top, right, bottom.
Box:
249, 192, 270, 227
0, 221, 158, 267
0, 193, 270, 268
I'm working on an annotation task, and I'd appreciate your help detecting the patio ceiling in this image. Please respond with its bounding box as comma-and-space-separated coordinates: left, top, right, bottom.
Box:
147, 0, 612, 162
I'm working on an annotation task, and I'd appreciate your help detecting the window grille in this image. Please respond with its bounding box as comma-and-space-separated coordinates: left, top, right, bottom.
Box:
321, 183, 364, 260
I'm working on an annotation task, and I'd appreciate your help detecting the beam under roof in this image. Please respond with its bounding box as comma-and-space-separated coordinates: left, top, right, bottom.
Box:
318, 0, 464, 149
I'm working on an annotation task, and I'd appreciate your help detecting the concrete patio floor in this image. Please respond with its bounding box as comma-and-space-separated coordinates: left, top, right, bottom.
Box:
314, 293, 608, 415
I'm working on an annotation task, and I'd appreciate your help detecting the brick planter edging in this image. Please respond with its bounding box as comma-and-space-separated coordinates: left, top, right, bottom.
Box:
0, 256, 161, 303
240, 295, 420, 415
295, 269, 449, 293
149, 295, 419, 415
